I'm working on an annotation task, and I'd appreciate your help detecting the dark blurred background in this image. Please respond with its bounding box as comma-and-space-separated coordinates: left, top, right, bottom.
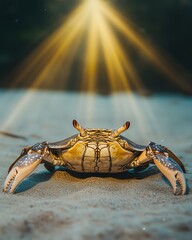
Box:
0, 0, 192, 94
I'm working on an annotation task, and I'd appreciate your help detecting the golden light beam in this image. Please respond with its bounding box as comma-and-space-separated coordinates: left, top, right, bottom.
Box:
79, 10, 99, 121
112, 36, 144, 92
2, 90, 35, 130
11, 3, 87, 89
90, 1, 149, 132
82, 4, 99, 92
97, 14, 131, 92
101, 3, 192, 93
31, 16, 87, 89
5, 0, 189, 131
3, 2, 90, 129
10, 0, 190, 93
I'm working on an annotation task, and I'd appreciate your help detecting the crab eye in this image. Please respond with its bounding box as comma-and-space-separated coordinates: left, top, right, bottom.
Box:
111, 121, 130, 137
72, 119, 86, 137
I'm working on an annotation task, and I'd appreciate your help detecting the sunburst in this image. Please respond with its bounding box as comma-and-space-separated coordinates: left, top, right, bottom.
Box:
3, 0, 191, 131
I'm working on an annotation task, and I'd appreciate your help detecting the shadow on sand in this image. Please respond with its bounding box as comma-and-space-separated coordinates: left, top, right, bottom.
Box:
15, 171, 54, 193
15, 165, 160, 193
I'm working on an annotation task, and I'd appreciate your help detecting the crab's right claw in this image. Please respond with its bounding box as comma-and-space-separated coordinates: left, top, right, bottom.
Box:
153, 154, 186, 195
3, 153, 43, 193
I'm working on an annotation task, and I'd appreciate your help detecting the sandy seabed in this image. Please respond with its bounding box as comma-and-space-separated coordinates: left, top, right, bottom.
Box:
0, 89, 192, 240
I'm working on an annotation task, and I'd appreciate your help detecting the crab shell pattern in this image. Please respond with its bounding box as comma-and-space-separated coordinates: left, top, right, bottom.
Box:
3, 120, 186, 195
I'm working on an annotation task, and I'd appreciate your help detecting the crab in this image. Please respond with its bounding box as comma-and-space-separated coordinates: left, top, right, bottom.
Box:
3, 120, 186, 195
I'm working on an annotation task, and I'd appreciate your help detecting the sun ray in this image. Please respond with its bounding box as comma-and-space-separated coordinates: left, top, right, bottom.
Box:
10, 0, 191, 94
2, 90, 35, 130
82, 4, 99, 92
31, 21, 85, 89
98, 16, 131, 92
4, 0, 191, 131
102, 3, 192, 93
90, 5, 148, 132
11, 3, 87, 89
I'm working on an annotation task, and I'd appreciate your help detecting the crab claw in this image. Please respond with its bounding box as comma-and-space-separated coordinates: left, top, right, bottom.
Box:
3, 153, 43, 193
153, 154, 186, 195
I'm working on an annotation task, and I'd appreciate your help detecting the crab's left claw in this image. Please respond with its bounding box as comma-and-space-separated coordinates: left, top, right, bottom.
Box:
153, 155, 186, 195
3, 153, 43, 193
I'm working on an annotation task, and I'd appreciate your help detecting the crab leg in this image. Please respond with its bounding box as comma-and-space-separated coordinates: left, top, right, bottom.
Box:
3, 153, 43, 193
